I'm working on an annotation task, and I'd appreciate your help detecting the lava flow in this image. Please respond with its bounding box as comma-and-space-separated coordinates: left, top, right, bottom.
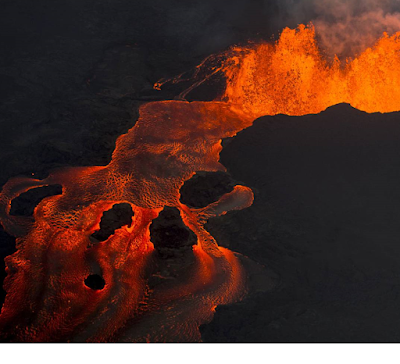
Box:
1, 23, 400, 342
0, 102, 254, 342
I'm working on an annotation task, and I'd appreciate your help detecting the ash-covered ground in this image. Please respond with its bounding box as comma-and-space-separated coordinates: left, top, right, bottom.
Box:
2, 0, 400, 342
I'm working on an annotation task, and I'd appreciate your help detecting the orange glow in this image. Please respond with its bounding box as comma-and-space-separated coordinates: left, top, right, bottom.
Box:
0, 102, 251, 342
1, 23, 400, 342
223, 24, 400, 117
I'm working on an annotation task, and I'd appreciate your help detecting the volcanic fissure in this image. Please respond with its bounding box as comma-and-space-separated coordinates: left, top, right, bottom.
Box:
0, 24, 400, 342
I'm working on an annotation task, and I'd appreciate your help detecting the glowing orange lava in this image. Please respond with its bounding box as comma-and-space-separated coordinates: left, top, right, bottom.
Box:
1, 23, 400, 342
0, 102, 253, 342
223, 24, 400, 117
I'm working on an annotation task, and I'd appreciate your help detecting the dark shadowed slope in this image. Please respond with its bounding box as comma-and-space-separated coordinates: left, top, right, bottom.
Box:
202, 104, 400, 342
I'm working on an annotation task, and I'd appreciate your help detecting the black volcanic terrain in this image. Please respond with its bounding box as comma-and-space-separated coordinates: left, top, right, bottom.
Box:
2, 0, 400, 343
201, 104, 400, 342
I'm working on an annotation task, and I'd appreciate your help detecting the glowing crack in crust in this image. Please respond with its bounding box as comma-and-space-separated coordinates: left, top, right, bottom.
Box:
1, 24, 400, 342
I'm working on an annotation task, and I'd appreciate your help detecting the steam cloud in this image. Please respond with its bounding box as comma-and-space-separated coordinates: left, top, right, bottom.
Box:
274, 0, 400, 57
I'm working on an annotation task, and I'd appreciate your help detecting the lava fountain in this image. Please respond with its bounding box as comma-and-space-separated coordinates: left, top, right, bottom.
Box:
0, 24, 400, 342
223, 24, 400, 117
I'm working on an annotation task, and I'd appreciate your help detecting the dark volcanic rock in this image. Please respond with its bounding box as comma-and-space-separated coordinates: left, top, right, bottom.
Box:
10, 184, 63, 217
150, 207, 197, 258
179, 171, 235, 208
202, 104, 400, 342
91, 203, 134, 243
0, 0, 293, 188
84, 274, 106, 291
3, 0, 400, 343
0, 224, 16, 310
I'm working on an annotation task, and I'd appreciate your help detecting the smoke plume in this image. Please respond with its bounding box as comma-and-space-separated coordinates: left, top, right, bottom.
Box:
275, 0, 400, 57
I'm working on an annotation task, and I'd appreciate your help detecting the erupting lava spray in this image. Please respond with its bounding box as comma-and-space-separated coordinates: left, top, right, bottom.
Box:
1, 23, 400, 342
223, 24, 400, 116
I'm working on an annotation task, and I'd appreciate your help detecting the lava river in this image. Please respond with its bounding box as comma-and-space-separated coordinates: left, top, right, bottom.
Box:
0, 24, 400, 342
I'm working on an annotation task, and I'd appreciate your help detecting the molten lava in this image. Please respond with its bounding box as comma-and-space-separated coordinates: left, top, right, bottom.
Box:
0, 102, 253, 342
223, 24, 400, 117
1, 24, 400, 342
